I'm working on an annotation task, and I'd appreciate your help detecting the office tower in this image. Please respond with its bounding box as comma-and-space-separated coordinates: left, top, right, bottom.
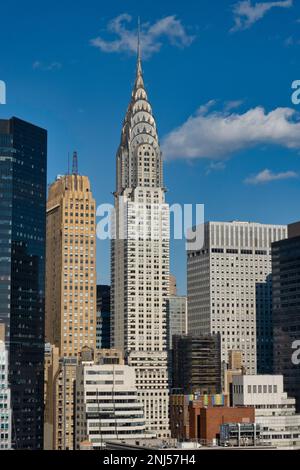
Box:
45, 156, 97, 356
273, 222, 300, 412
111, 45, 170, 436
0, 324, 12, 449
96, 285, 111, 349
166, 296, 188, 350
0, 117, 47, 449
232, 375, 300, 447
172, 334, 222, 395
169, 274, 177, 296
75, 348, 149, 449
187, 221, 287, 374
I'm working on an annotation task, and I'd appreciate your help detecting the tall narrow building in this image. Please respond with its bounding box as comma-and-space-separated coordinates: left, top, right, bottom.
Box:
45, 156, 97, 356
0, 117, 47, 449
111, 46, 170, 437
272, 222, 300, 412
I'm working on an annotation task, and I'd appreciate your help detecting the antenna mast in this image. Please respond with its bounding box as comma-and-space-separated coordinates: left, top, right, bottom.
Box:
72, 151, 78, 175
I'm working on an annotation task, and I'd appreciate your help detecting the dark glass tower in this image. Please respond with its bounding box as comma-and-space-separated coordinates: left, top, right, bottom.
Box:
272, 222, 300, 412
96, 285, 111, 349
0, 117, 47, 449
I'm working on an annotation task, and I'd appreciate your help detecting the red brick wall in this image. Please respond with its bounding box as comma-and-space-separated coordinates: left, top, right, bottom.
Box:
189, 406, 255, 442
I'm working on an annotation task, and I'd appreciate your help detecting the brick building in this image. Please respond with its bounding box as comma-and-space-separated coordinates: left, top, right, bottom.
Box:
170, 393, 254, 444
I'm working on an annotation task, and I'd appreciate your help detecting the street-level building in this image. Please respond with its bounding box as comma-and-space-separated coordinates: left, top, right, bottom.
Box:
233, 374, 300, 447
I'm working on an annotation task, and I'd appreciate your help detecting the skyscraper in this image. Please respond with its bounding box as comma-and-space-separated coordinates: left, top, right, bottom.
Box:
187, 221, 287, 374
111, 46, 170, 436
272, 222, 300, 412
45, 158, 97, 356
0, 117, 47, 449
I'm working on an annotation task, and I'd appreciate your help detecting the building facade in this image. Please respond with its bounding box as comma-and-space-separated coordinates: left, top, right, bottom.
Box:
272, 222, 300, 412
0, 117, 47, 449
187, 221, 287, 374
170, 393, 229, 441
166, 296, 188, 350
169, 274, 177, 296
233, 374, 300, 447
111, 48, 170, 436
75, 349, 149, 449
45, 167, 97, 356
44, 353, 77, 450
0, 324, 12, 449
96, 285, 111, 349
172, 334, 221, 395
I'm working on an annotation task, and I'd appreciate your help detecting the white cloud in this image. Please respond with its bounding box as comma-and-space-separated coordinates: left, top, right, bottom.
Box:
205, 161, 226, 175
33, 61, 62, 71
231, 0, 293, 32
162, 102, 300, 160
245, 168, 298, 184
91, 14, 194, 58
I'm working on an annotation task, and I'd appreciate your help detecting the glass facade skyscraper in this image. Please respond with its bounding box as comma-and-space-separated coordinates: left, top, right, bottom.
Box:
0, 117, 47, 449
273, 222, 300, 412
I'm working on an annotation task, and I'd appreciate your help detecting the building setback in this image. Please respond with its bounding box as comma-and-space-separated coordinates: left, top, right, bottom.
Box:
111, 46, 170, 436
187, 221, 287, 374
272, 222, 300, 412
172, 334, 221, 395
45, 162, 97, 356
0, 117, 47, 449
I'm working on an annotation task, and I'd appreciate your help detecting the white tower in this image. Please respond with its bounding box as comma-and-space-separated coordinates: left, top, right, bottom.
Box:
111, 36, 170, 437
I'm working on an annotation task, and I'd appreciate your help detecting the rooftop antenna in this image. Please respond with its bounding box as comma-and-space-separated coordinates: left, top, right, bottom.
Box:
72, 150, 78, 175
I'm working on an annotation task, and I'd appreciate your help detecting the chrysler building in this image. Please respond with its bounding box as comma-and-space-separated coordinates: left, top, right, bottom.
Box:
111, 40, 170, 437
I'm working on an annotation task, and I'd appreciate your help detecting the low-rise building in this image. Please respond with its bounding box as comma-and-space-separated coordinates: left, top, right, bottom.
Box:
220, 423, 262, 447
75, 348, 151, 449
233, 375, 300, 447
169, 393, 254, 445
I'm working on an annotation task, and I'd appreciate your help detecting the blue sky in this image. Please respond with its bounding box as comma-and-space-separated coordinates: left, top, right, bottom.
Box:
1, 0, 300, 293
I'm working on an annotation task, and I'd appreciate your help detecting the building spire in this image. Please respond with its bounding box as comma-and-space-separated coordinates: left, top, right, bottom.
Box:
137, 17, 142, 76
